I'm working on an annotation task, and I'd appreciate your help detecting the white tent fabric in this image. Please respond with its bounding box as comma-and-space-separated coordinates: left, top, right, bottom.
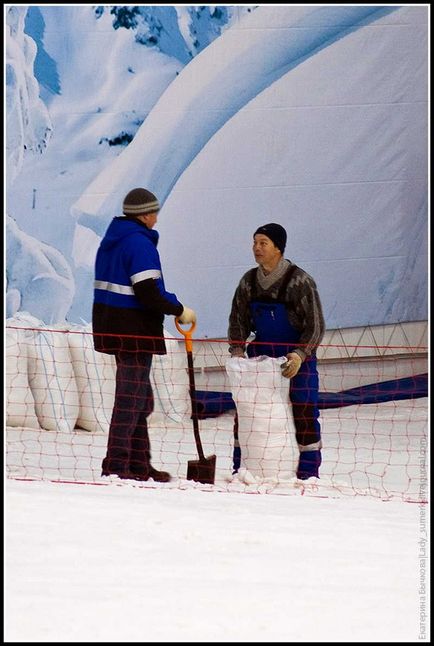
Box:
71, 5, 428, 337
5, 6, 428, 337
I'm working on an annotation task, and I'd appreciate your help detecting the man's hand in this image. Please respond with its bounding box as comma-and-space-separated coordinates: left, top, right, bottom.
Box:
281, 352, 302, 379
178, 306, 196, 324
230, 347, 245, 358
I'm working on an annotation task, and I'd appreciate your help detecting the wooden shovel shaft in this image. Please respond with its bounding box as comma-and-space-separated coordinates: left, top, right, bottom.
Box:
175, 319, 205, 461
186, 349, 206, 461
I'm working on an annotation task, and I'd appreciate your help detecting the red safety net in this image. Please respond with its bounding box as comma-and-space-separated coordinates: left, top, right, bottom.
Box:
5, 324, 428, 503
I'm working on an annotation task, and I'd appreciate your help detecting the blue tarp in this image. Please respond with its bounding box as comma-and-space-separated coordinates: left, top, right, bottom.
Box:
194, 373, 428, 419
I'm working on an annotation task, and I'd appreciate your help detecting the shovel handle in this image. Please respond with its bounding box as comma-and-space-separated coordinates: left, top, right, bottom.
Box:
175, 317, 205, 461
175, 318, 196, 353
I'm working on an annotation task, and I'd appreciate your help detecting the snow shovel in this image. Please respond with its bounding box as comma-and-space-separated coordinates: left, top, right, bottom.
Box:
175, 318, 217, 484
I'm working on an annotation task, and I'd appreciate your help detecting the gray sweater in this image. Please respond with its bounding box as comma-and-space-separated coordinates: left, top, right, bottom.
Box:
228, 259, 325, 361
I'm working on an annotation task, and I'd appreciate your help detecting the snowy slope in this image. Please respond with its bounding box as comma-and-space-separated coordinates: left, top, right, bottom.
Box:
72, 5, 428, 336
5, 5, 428, 336
6, 4, 239, 324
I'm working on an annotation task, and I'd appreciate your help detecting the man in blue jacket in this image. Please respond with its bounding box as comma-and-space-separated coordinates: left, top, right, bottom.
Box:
228, 223, 325, 479
93, 187, 196, 482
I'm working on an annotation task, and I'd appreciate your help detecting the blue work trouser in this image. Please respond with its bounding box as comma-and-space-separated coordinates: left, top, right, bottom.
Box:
102, 351, 154, 476
288, 355, 321, 446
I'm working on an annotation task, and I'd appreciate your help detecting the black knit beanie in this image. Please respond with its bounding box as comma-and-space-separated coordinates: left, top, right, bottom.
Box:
254, 223, 287, 254
122, 188, 160, 216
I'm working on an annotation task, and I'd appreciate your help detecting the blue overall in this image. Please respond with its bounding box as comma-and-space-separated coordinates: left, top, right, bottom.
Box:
233, 266, 322, 478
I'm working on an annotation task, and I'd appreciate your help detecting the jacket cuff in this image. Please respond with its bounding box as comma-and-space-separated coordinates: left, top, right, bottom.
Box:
293, 348, 306, 362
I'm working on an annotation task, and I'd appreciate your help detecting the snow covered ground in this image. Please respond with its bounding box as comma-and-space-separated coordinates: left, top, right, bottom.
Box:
6, 398, 428, 501
5, 477, 428, 642
4, 399, 429, 642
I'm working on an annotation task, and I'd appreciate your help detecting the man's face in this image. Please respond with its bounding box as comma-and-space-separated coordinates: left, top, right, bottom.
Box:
138, 212, 158, 228
253, 234, 280, 266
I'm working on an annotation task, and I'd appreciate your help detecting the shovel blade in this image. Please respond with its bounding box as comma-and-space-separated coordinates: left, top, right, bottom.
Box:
187, 455, 217, 485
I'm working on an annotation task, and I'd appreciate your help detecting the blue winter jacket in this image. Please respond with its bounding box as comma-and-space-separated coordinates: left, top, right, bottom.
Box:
92, 217, 183, 354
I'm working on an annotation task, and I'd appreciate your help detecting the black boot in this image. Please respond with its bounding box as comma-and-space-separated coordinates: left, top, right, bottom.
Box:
101, 457, 130, 479
148, 466, 172, 482
129, 466, 172, 482
296, 450, 322, 480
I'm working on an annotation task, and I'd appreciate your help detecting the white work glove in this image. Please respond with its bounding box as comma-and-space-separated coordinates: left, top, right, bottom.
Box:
178, 305, 196, 324
281, 352, 302, 379
230, 347, 245, 358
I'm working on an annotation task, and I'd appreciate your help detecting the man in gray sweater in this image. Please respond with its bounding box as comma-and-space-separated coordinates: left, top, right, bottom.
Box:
228, 223, 325, 479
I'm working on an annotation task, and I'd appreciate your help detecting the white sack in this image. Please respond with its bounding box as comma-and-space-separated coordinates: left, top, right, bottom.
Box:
151, 334, 190, 423
67, 324, 115, 433
226, 356, 298, 482
5, 325, 40, 429
10, 313, 79, 433
67, 325, 190, 432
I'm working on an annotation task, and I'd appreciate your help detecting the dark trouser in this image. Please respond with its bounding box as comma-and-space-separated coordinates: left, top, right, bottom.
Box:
102, 351, 154, 477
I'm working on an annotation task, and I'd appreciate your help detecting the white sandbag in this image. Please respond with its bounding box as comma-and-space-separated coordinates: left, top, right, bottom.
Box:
5, 324, 40, 429
67, 325, 190, 432
151, 334, 190, 423
11, 313, 79, 433
67, 323, 116, 433
226, 356, 298, 482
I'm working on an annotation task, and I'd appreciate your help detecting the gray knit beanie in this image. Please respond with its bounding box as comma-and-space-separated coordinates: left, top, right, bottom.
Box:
123, 188, 160, 216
